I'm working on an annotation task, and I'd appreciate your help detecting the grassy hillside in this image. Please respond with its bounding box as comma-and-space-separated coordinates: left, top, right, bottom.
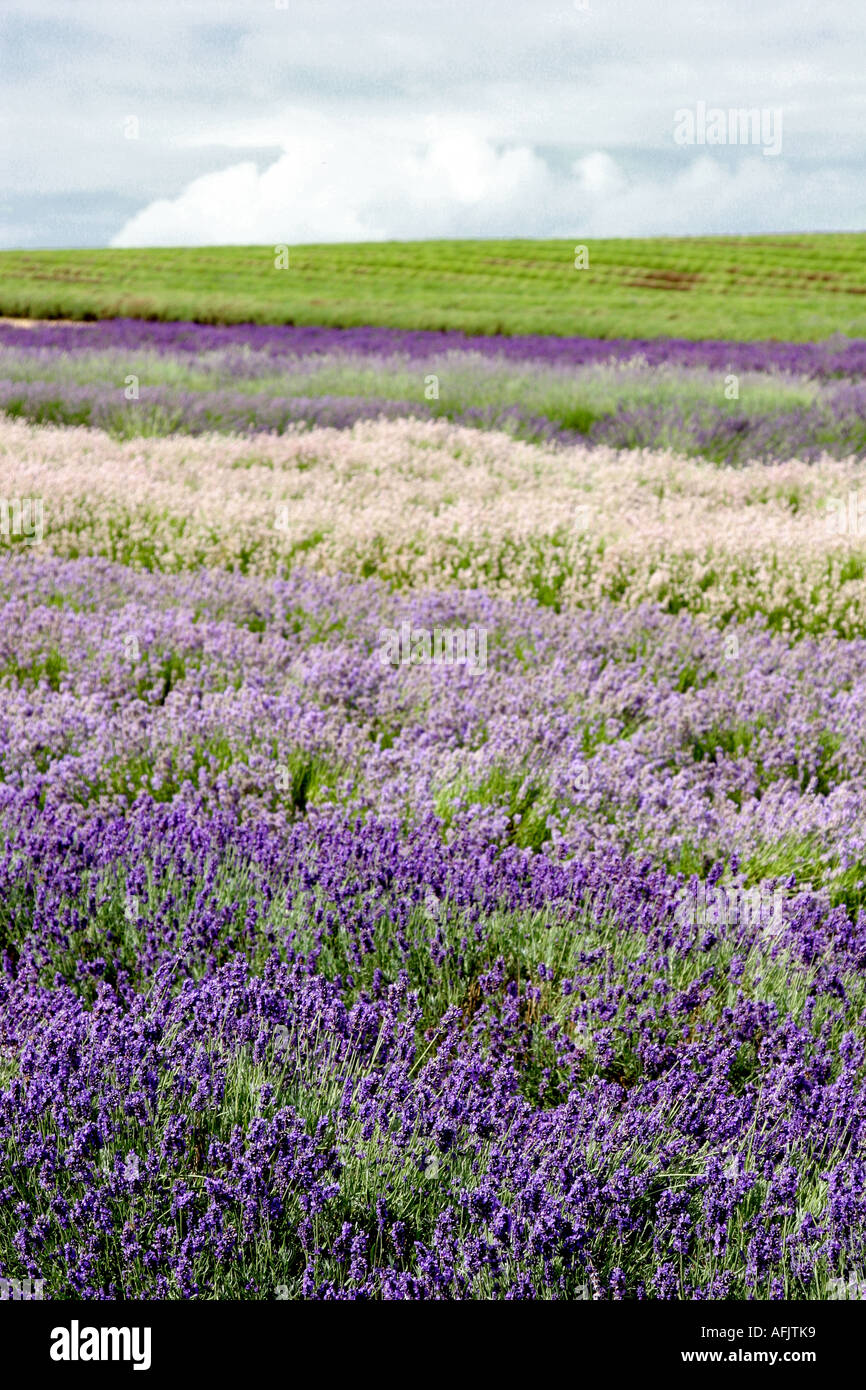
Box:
0, 235, 865, 339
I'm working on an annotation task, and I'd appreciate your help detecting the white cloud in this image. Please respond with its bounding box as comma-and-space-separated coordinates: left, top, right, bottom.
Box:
111, 127, 559, 245
574, 152, 626, 199
110, 124, 866, 247
571, 155, 865, 236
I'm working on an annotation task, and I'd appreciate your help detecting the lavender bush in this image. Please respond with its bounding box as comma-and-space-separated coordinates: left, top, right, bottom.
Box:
3, 794, 865, 1301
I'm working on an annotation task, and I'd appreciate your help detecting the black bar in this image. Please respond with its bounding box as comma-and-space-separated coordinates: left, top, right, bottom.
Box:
3, 1297, 860, 1377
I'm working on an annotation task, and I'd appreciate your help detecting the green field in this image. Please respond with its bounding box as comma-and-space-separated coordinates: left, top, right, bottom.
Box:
1, 234, 865, 339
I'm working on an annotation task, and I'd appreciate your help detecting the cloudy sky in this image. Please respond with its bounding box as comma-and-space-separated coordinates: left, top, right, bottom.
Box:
1, 0, 863, 248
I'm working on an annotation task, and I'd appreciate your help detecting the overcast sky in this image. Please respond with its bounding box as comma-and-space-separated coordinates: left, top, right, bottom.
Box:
1, 0, 864, 248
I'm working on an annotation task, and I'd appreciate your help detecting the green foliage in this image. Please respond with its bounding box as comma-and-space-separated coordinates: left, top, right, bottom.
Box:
435, 764, 555, 851
2, 235, 866, 339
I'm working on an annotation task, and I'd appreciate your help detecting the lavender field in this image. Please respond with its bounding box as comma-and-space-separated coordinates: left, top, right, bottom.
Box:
2, 320, 866, 1302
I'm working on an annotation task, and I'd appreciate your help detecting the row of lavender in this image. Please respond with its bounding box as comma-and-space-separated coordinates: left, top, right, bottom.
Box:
4, 791, 865, 1301
0, 553, 862, 891
2, 318, 864, 375
1, 318, 865, 461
